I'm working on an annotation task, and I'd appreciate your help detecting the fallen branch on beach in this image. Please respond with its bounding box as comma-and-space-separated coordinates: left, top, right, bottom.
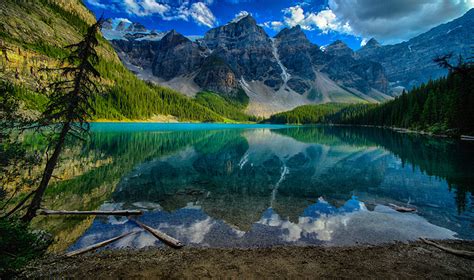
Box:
388, 203, 416, 213
461, 135, 474, 141
38, 209, 143, 216
132, 219, 184, 249
66, 231, 139, 257
420, 238, 474, 259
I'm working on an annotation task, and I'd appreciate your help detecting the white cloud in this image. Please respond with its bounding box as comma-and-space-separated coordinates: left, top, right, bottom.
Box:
189, 2, 218, 27
262, 21, 285, 31
115, 18, 132, 24
142, 0, 170, 15
235, 10, 250, 18
283, 6, 305, 27
124, 0, 142, 15
87, 0, 108, 9
282, 5, 351, 34
122, 0, 217, 28
230, 10, 250, 23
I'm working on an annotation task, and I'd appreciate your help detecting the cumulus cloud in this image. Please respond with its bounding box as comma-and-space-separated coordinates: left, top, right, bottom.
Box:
234, 10, 250, 18
230, 10, 251, 23
188, 2, 218, 27
142, 0, 170, 14
328, 0, 474, 43
121, 0, 217, 28
87, 0, 108, 9
262, 21, 285, 31
124, 0, 169, 16
281, 5, 351, 34
115, 18, 132, 24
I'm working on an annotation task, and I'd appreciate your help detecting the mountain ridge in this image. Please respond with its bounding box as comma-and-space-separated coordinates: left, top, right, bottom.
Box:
356, 8, 474, 90
110, 15, 391, 116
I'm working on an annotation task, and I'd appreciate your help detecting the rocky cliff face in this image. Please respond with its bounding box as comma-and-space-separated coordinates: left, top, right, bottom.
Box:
322, 40, 388, 95
324, 40, 354, 57
151, 30, 206, 80
357, 8, 474, 90
194, 55, 238, 98
126, 22, 147, 32
111, 39, 158, 69
272, 27, 388, 99
202, 15, 284, 92
273, 25, 318, 94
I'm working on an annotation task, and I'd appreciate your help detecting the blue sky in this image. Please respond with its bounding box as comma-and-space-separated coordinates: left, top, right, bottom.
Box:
85, 0, 474, 50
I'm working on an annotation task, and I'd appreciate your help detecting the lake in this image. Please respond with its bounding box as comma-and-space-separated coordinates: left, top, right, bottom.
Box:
41, 123, 473, 251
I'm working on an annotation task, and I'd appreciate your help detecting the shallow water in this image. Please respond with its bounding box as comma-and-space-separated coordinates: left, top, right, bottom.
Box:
63, 124, 473, 250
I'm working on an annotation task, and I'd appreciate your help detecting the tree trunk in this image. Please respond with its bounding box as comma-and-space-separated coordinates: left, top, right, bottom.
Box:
21, 122, 71, 222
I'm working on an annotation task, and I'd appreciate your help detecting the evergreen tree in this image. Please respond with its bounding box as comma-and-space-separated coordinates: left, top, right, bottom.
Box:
22, 19, 103, 222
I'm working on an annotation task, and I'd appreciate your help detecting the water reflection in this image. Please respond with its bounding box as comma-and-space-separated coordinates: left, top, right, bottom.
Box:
70, 197, 456, 250
64, 124, 473, 250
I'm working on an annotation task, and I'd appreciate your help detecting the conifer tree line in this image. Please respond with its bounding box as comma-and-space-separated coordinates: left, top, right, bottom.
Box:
266, 103, 348, 124
326, 53, 474, 135
91, 61, 225, 122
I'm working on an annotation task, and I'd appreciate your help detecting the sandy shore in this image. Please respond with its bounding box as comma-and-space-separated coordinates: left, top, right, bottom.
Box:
21, 240, 474, 279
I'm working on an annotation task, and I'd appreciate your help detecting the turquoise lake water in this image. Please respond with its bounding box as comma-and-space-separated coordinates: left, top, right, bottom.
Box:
68, 123, 473, 250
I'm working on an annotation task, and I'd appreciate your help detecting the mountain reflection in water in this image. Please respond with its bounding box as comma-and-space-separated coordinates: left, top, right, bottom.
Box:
70, 197, 456, 250
66, 124, 473, 251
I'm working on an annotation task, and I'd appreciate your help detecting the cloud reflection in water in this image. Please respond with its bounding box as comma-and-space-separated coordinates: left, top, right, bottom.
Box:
69, 196, 456, 252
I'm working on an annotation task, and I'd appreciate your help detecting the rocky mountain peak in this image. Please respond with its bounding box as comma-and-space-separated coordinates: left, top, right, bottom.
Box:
126, 22, 147, 33
116, 20, 128, 31
365, 38, 381, 48
325, 40, 354, 57
232, 14, 255, 25
160, 30, 190, 47
204, 14, 269, 50
275, 25, 308, 42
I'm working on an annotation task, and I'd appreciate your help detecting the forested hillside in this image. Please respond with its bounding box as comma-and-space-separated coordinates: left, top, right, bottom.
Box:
194, 92, 258, 122
265, 103, 349, 124
0, 0, 224, 122
327, 56, 474, 135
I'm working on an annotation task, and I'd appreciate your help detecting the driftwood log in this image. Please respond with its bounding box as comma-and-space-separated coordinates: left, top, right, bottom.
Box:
133, 219, 184, 249
388, 203, 417, 212
39, 209, 143, 216
461, 135, 474, 141
66, 231, 139, 257
420, 238, 474, 259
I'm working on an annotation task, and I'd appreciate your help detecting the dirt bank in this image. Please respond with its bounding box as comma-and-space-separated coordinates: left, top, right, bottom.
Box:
21, 240, 474, 279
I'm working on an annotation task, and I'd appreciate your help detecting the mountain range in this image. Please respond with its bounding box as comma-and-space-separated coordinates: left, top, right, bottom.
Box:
357, 8, 474, 91
107, 10, 473, 116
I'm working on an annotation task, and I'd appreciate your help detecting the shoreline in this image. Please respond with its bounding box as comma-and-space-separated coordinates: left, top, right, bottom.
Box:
88, 121, 474, 140
21, 240, 474, 279
89, 119, 258, 125
325, 123, 474, 140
